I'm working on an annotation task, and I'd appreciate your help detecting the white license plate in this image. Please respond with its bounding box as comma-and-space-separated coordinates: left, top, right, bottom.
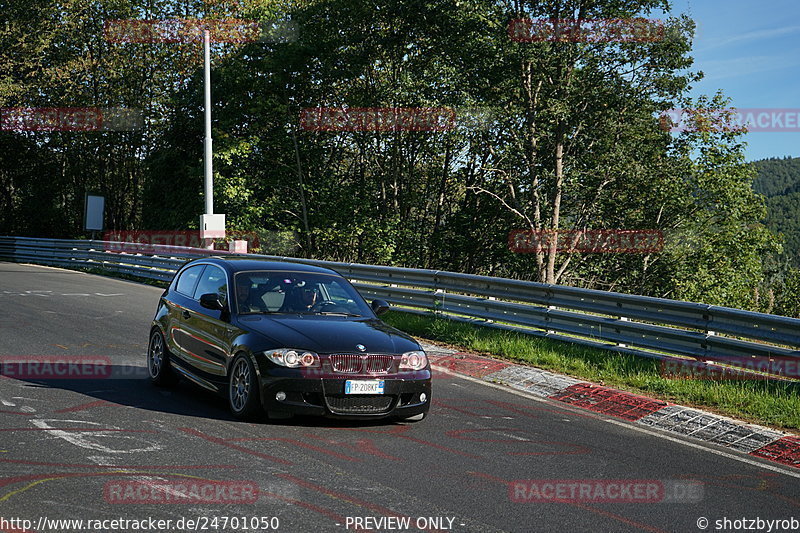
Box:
345, 380, 385, 395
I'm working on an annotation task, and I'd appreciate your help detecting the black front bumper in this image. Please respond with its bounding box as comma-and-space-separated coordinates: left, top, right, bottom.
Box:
259, 373, 431, 419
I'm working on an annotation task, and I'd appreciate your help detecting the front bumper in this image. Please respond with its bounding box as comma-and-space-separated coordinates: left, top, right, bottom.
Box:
259, 372, 431, 419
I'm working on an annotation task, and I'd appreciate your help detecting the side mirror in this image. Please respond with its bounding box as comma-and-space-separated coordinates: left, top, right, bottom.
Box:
371, 299, 390, 316
200, 293, 224, 311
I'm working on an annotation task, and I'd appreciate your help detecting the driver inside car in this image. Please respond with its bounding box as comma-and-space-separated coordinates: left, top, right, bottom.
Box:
279, 283, 320, 313
236, 277, 268, 313
300, 287, 319, 310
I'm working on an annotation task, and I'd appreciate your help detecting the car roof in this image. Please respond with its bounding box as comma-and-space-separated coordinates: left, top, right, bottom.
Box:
185, 256, 342, 276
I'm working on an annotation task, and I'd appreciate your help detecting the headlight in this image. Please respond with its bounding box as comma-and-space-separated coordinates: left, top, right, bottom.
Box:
265, 348, 320, 368
399, 350, 428, 370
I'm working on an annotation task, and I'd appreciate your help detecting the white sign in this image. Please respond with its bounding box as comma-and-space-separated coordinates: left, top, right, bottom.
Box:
85, 195, 105, 231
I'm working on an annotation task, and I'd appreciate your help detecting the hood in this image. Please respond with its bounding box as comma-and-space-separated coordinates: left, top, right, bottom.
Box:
236, 315, 421, 354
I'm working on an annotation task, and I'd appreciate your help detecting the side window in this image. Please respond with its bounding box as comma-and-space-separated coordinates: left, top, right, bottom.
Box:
175, 265, 205, 296
193, 266, 228, 305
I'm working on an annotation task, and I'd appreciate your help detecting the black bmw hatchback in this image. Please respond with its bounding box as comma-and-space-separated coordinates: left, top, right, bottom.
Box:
148, 257, 431, 421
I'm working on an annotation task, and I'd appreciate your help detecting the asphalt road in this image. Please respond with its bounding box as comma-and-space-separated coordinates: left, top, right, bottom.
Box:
0, 262, 798, 533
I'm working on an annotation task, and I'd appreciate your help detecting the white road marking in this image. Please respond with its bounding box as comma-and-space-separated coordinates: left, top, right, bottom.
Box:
30, 419, 162, 454
0, 291, 122, 298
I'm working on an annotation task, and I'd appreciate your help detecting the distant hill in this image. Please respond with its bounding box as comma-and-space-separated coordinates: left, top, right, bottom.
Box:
753, 156, 800, 266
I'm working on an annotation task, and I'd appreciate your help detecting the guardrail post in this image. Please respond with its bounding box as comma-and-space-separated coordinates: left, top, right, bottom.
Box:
546, 305, 556, 334
617, 316, 629, 348
545, 284, 556, 334
434, 289, 445, 316
485, 296, 496, 323
700, 309, 713, 361
616, 302, 628, 347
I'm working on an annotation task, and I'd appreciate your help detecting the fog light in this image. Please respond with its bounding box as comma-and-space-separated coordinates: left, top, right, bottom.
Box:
419, 392, 427, 403
276, 391, 287, 401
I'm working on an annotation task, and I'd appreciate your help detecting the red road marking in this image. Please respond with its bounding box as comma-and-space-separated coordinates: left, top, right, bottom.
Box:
226, 437, 358, 462
485, 399, 599, 421
277, 473, 407, 517
332, 425, 481, 459
54, 400, 112, 413
551, 383, 667, 421
178, 428, 293, 465
303, 434, 403, 462
434, 397, 530, 418
260, 490, 351, 527
469, 472, 670, 533
433, 353, 509, 378
750, 436, 800, 469
276, 474, 443, 532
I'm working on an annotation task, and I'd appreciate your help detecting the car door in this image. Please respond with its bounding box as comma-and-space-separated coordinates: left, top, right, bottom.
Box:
188, 265, 236, 382
165, 264, 205, 367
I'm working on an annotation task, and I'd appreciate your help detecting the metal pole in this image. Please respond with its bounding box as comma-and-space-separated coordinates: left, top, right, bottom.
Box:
204, 29, 213, 216
202, 29, 215, 250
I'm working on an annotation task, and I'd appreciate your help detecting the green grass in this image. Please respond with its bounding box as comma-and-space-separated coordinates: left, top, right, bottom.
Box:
383, 311, 800, 431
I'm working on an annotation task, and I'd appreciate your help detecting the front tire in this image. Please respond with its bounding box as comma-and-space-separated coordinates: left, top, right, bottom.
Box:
229, 353, 262, 420
148, 328, 177, 386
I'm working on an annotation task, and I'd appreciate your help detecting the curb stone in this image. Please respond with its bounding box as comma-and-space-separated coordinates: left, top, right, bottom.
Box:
418, 340, 800, 470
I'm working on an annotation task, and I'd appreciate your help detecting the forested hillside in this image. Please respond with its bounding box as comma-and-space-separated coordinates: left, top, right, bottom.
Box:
2, 0, 799, 316
753, 157, 800, 267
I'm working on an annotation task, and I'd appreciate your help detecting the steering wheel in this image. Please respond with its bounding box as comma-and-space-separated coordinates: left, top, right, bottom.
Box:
310, 300, 340, 312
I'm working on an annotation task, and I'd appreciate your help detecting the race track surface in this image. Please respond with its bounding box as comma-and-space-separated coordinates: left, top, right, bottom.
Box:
0, 262, 798, 533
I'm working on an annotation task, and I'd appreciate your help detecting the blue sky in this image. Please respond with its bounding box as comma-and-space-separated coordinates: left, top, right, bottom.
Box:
667, 0, 800, 161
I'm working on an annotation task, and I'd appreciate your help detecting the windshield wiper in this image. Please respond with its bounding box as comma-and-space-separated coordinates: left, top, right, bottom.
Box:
316, 311, 362, 317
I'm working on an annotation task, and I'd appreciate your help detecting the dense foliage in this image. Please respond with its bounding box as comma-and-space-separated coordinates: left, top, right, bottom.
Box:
2, 0, 798, 315
754, 156, 800, 267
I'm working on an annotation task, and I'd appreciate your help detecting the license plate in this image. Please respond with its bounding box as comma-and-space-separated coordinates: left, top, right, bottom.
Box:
345, 380, 385, 395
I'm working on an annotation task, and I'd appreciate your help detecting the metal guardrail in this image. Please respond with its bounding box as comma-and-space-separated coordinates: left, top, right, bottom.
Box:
2, 235, 799, 379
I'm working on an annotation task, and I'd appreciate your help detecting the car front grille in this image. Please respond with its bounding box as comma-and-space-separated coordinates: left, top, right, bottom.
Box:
329, 354, 394, 374
325, 394, 394, 414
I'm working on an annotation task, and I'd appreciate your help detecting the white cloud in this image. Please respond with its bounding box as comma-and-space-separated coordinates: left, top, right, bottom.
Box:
701, 24, 800, 50
697, 54, 800, 82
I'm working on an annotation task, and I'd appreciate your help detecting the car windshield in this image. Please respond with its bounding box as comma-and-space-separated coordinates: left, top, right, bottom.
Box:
233, 270, 373, 317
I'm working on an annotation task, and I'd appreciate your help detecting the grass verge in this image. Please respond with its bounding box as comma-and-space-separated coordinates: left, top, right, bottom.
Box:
382, 311, 800, 431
